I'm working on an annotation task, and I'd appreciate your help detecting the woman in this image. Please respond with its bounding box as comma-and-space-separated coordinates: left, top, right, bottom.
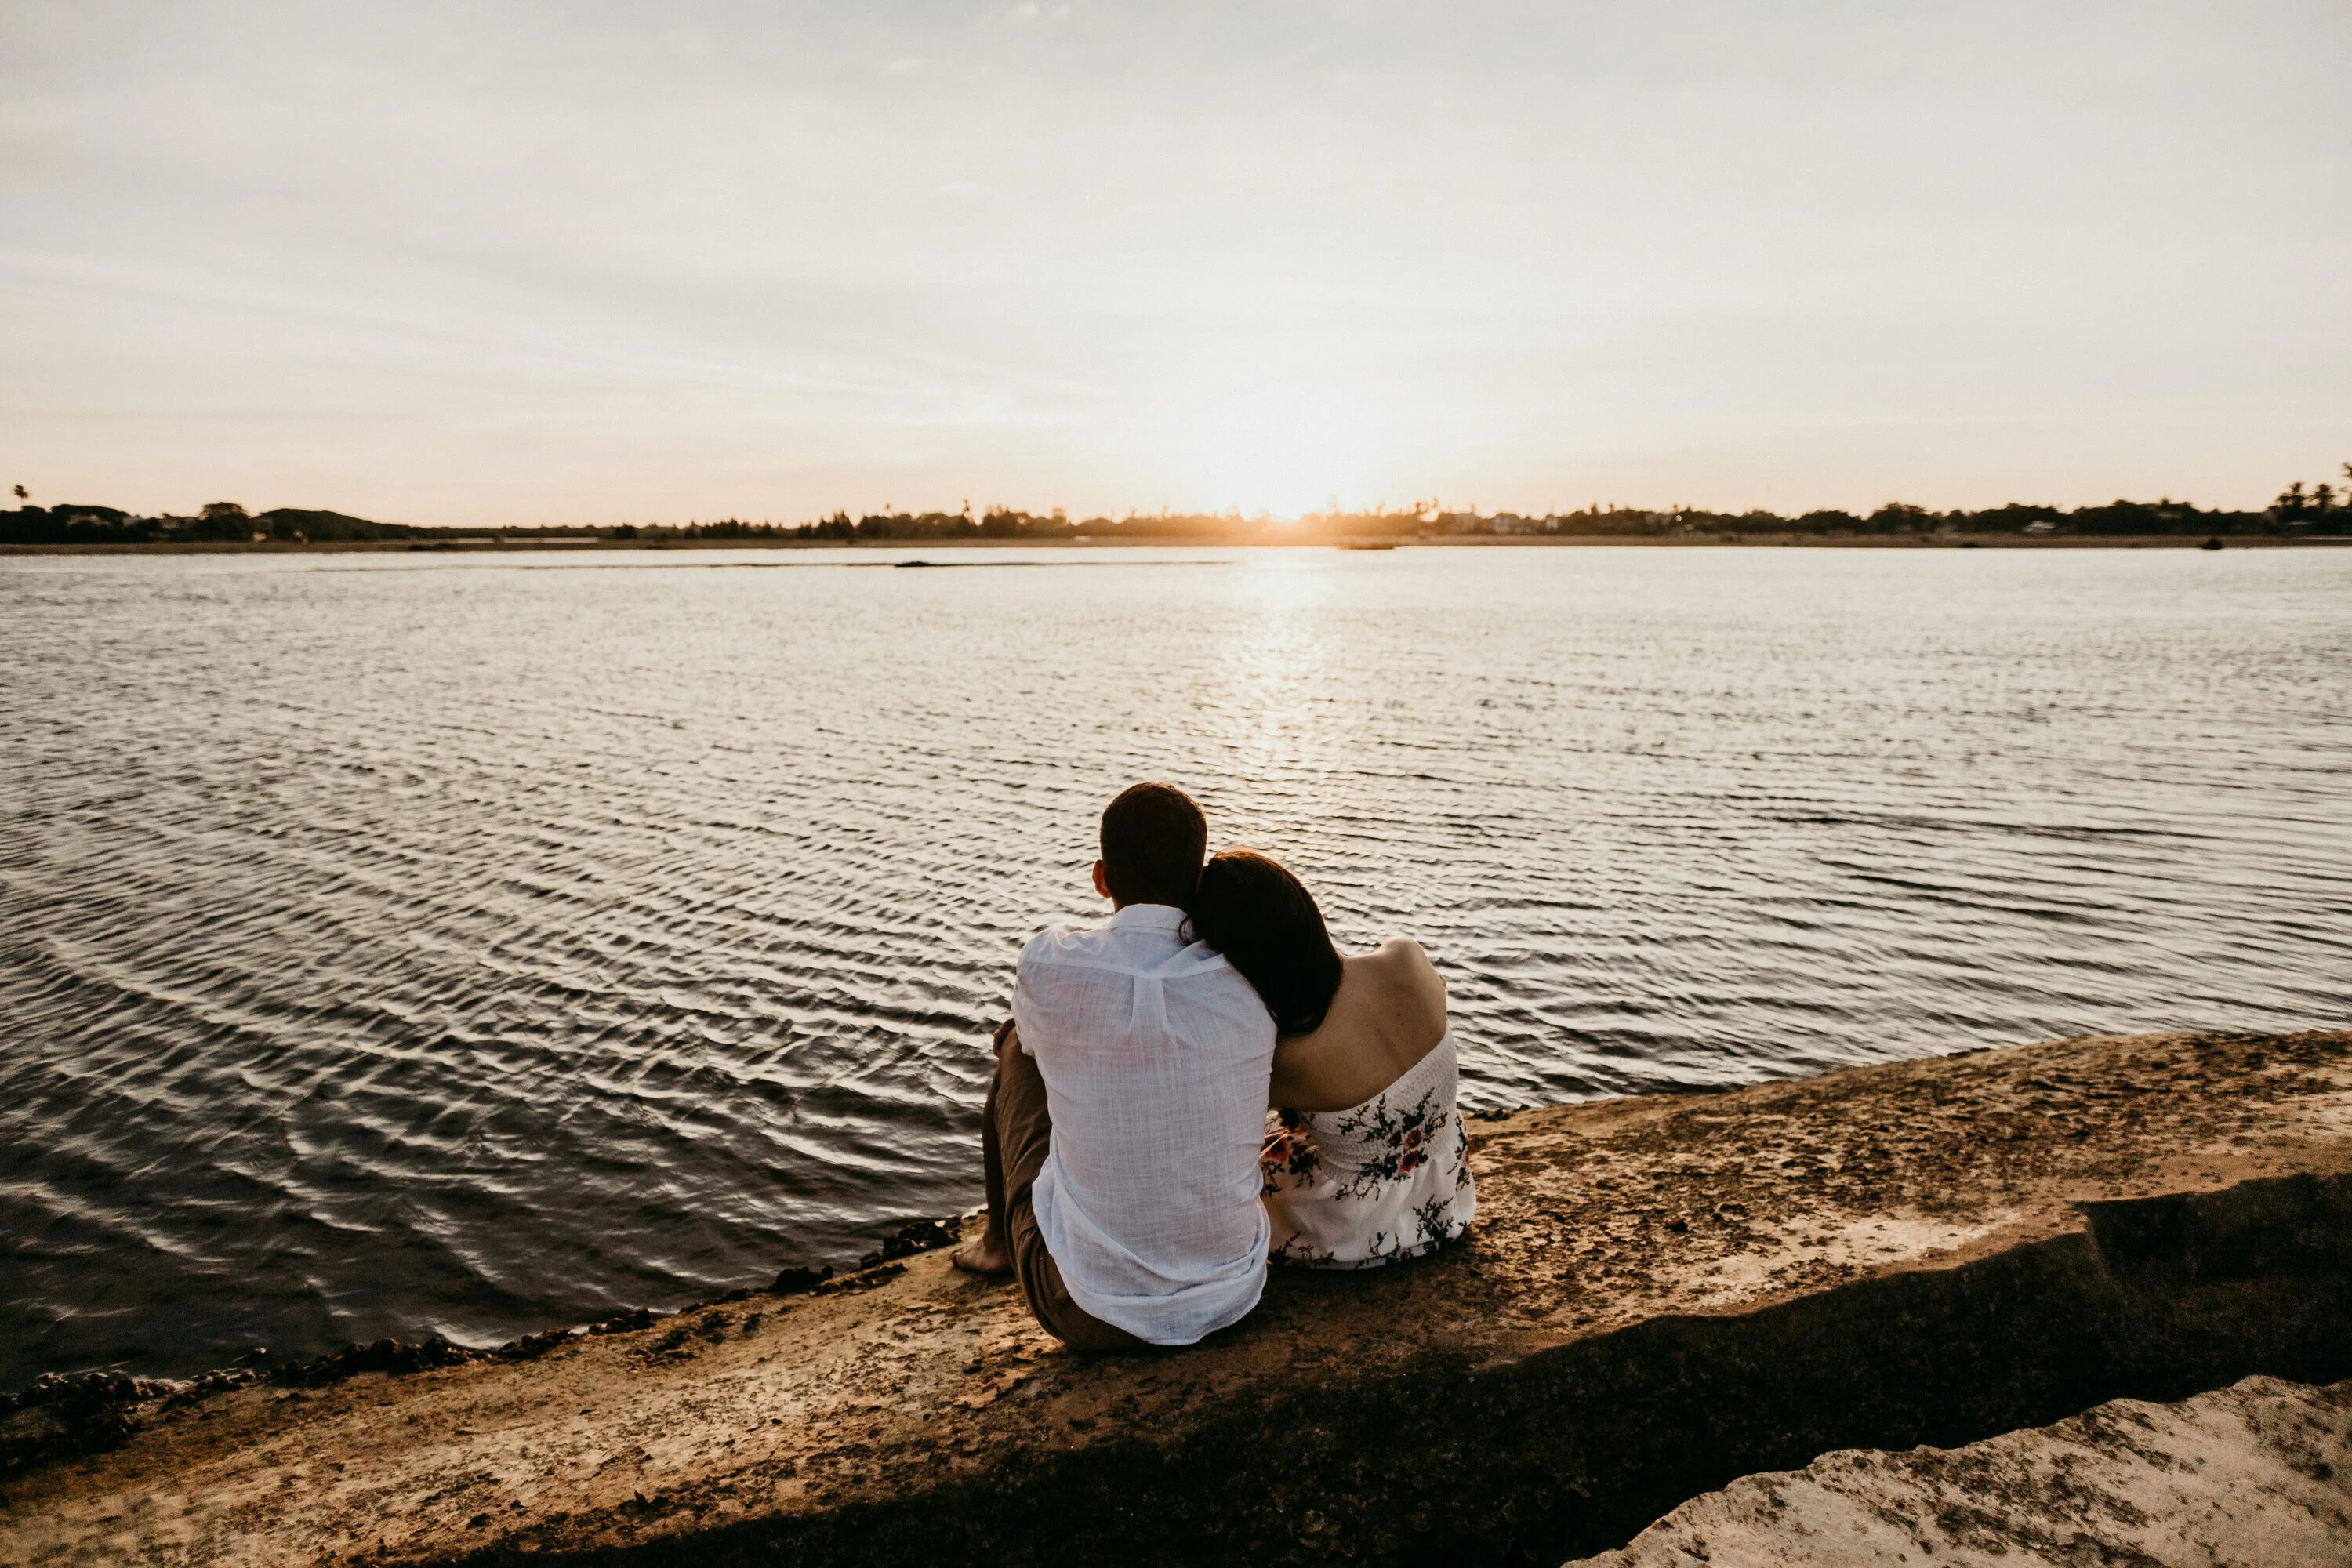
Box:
1188, 849, 1474, 1269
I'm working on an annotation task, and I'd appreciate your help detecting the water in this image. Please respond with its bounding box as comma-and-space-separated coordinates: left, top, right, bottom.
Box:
3, 544, 2347, 1386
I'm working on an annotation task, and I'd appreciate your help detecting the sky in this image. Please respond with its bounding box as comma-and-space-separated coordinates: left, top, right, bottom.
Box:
4, 2, 2347, 527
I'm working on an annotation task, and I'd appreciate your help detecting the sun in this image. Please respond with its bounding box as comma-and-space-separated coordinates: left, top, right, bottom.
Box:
1145, 368, 1399, 518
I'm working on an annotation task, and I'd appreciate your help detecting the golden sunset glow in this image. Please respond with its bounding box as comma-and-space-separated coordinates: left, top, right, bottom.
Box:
5, 4, 2344, 525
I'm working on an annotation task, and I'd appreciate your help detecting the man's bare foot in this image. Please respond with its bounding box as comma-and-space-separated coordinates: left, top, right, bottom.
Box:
950, 1230, 1014, 1277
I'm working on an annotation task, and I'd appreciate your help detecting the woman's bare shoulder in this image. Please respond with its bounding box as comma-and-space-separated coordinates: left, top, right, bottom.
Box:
1372, 935, 1432, 968
1369, 936, 1439, 985
1367, 938, 1447, 1025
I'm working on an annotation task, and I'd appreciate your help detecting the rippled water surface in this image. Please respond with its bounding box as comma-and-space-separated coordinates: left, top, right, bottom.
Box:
3, 545, 2347, 1384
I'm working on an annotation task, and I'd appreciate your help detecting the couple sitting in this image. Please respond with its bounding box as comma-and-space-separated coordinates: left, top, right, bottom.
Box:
952, 782, 1475, 1349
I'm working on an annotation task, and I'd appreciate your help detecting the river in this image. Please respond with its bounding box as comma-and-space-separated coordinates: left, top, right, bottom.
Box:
3, 543, 2346, 1384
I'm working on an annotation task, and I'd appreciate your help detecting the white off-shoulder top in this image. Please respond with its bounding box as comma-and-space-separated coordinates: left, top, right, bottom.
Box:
1259, 1029, 1476, 1269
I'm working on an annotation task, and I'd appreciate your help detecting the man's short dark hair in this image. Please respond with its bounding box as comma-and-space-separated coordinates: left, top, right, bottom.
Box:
1099, 782, 1207, 909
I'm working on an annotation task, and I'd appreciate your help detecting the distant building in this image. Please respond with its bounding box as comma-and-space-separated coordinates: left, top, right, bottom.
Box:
1492, 512, 1545, 535
2024, 521, 2057, 535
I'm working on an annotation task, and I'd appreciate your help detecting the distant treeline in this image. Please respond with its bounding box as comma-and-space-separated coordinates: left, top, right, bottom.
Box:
0, 501, 424, 545
775, 496, 2293, 543
8, 490, 2342, 547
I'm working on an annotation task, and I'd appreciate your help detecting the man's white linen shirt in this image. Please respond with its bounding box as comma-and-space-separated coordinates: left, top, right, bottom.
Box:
1011, 902, 1277, 1346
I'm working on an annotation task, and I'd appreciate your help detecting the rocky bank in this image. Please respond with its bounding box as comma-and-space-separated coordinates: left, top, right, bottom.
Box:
2, 1027, 2347, 1566
1572, 1374, 2350, 1566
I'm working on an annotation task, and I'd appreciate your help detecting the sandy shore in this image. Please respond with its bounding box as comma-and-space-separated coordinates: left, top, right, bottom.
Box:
2, 1027, 2347, 1566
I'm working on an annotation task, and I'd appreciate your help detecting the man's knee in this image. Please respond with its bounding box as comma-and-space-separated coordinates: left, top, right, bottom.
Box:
985, 1022, 1022, 1122
993, 1024, 1043, 1105
993, 1021, 1024, 1085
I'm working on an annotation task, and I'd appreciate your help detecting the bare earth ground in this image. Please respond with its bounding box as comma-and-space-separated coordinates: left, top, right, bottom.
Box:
1573, 1374, 2352, 1567
2, 1028, 2347, 1566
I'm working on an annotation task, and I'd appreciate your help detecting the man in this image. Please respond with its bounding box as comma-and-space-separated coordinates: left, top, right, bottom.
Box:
951, 782, 1276, 1348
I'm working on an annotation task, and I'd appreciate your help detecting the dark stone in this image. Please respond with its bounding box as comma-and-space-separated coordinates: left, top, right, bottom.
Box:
770, 1267, 835, 1297
855, 1218, 964, 1270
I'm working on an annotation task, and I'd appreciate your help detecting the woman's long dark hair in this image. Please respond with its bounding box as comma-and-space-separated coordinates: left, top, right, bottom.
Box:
1188, 849, 1344, 1037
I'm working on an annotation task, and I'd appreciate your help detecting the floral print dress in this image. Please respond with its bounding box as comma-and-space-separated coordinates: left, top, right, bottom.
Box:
1261, 1030, 1475, 1269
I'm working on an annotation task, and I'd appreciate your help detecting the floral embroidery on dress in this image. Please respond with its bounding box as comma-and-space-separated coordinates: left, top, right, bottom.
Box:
1269, 1234, 1338, 1267
1261, 1033, 1476, 1271
1328, 1084, 1444, 1197
1260, 1107, 1321, 1195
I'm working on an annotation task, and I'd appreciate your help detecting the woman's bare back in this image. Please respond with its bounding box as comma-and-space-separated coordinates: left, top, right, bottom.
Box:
1268, 938, 1449, 1112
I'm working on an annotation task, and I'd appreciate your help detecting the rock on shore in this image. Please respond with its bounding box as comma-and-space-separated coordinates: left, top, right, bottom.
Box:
2, 1028, 2347, 1566
1572, 1374, 2352, 1567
